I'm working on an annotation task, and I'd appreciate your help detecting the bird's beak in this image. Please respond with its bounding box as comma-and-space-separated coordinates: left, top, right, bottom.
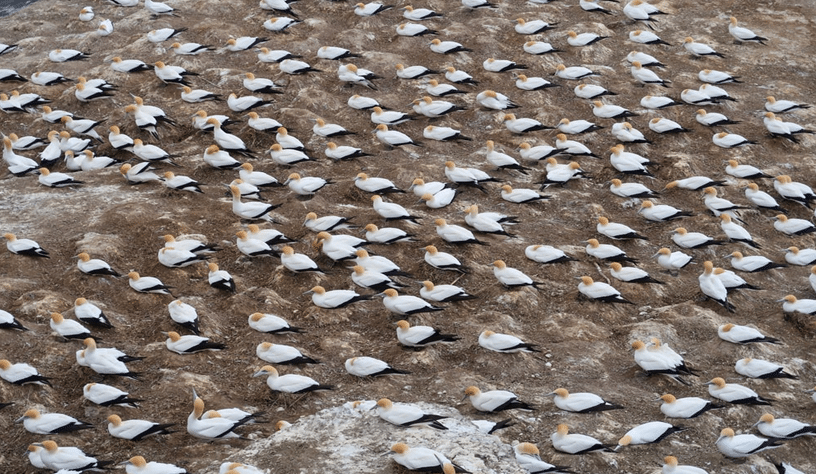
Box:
252, 370, 267, 378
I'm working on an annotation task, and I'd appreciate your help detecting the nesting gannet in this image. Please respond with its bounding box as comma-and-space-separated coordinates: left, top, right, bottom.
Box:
3, 233, 49, 258
424, 125, 471, 142
476, 331, 537, 353
107, 415, 173, 441
629, 29, 670, 45
585, 239, 637, 263
206, 263, 235, 293
127, 272, 172, 295
347, 357, 409, 377
554, 133, 598, 157
728, 17, 768, 44
306, 286, 370, 309
257, 342, 317, 365
501, 185, 549, 204
515, 73, 557, 91
728, 251, 783, 273
658, 394, 723, 419
557, 118, 602, 135
0, 309, 27, 331
0, 359, 50, 385
396, 320, 459, 348
434, 218, 487, 245
38, 441, 108, 471
354, 249, 409, 276
396, 22, 437, 36
716, 428, 780, 458
713, 131, 756, 148
779, 294, 816, 315
608, 179, 657, 199
236, 231, 277, 257
248, 312, 302, 334
616, 422, 684, 450
575, 83, 615, 99
609, 262, 662, 284
697, 261, 733, 311
166, 300, 200, 334
83, 382, 140, 407
17, 409, 92, 434
597, 217, 647, 241
591, 101, 635, 119
774, 175, 816, 207
492, 260, 541, 288
376, 399, 445, 429
412, 96, 464, 118
420, 281, 474, 303
736, 358, 796, 380
773, 214, 816, 236
551, 424, 613, 454
316, 231, 362, 261
555, 64, 597, 80
579, 276, 633, 304
568, 31, 608, 47
220, 462, 266, 474
718, 323, 778, 344
363, 225, 414, 245
254, 365, 332, 393
546, 388, 622, 413
513, 442, 570, 474
631, 340, 693, 384
426, 79, 464, 98
187, 394, 248, 439
706, 377, 771, 405
165, 331, 224, 354
465, 386, 533, 412
36, 168, 82, 188
390, 444, 464, 473
525, 245, 575, 264
381, 289, 444, 316
753, 414, 815, 439
766, 96, 810, 113
371, 195, 420, 223
641, 95, 680, 109
638, 201, 691, 222
462, 205, 513, 237
50, 313, 92, 340
485, 58, 528, 73
424, 245, 468, 273
665, 176, 725, 191
670, 228, 723, 249
82, 338, 142, 377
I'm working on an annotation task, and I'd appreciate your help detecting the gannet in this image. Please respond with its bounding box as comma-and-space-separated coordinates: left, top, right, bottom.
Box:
779, 294, 816, 315
306, 286, 370, 309
671, 227, 724, 249
465, 386, 533, 412
376, 398, 445, 429
409, 178, 447, 197
0, 359, 50, 385
736, 358, 796, 379
658, 394, 723, 419
763, 112, 801, 142
728, 17, 768, 44
753, 414, 814, 439
3, 233, 49, 258
363, 225, 414, 245
3, 138, 40, 175
241, 74, 281, 95
381, 288, 444, 315
424, 245, 468, 273
352, 266, 402, 292
574, 83, 616, 100
80, 150, 117, 171
569, 31, 608, 47
616, 422, 684, 450
0, 309, 27, 331
263, 16, 300, 32
131, 139, 176, 165
638, 200, 691, 222
402, 5, 441, 20
50, 312, 92, 340
421, 190, 457, 209
303, 212, 352, 233
161, 172, 202, 193
268, 144, 309, 166
611, 122, 650, 144
525, 245, 575, 265
417, 280, 472, 303
74, 299, 112, 330
48, 49, 90, 62
254, 365, 332, 393
36, 168, 82, 188
127, 272, 172, 295
248, 312, 302, 334
354, 249, 409, 276
374, 124, 419, 147
396, 320, 459, 347
629, 29, 670, 45
706, 377, 771, 405
462, 0, 497, 8
555, 64, 597, 80
434, 218, 486, 245
220, 463, 265, 474
119, 163, 159, 185
641, 95, 680, 109
38, 441, 108, 471
608, 179, 656, 199
429, 39, 471, 55
683, 37, 724, 57
551, 424, 613, 454
346, 357, 409, 377
716, 428, 780, 458
698, 261, 733, 311
17, 409, 92, 434
29, 71, 69, 86
585, 238, 637, 262
390, 443, 464, 473
516, 143, 557, 162
557, 118, 601, 135
82, 338, 142, 377
187, 394, 248, 439
425, 80, 464, 98
501, 185, 549, 204
107, 415, 173, 441
580, 0, 612, 14
0, 43, 17, 55
236, 231, 277, 257
554, 133, 598, 157
597, 216, 647, 240
354, 1, 391, 15
316, 231, 362, 261
476, 90, 517, 111
766, 96, 810, 113
774, 175, 816, 207
774, 214, 816, 236
83, 383, 139, 407
515, 18, 556, 35
166, 300, 200, 334
396, 21, 436, 36
257, 47, 300, 63
609, 143, 653, 176
165, 331, 224, 354
547, 388, 623, 414
728, 251, 783, 273
226, 36, 268, 52
284, 172, 329, 195
513, 442, 570, 474
623, 0, 661, 25
206, 263, 235, 293
462, 205, 514, 236
718, 323, 778, 344
227, 93, 272, 113
372, 195, 420, 223
493, 260, 541, 288
355, 173, 403, 194
501, 114, 549, 135
578, 276, 633, 303
515, 73, 557, 91
485, 57, 528, 73
256, 342, 317, 365
591, 101, 635, 119
412, 96, 464, 118
158, 247, 209, 268
631, 340, 694, 384
609, 262, 662, 284
713, 131, 756, 148
423, 125, 471, 142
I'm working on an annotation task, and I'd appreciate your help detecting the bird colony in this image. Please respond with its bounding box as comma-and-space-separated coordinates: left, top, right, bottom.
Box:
1, 0, 815, 472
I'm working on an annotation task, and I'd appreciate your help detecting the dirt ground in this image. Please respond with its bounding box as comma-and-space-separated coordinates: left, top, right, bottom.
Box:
0, 0, 815, 472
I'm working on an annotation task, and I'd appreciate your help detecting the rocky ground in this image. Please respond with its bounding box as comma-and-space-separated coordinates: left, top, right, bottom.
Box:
0, 0, 815, 473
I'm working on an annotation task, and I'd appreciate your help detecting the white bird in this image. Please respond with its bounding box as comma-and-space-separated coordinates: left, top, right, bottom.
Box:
421, 190, 457, 209
207, 262, 235, 293
374, 124, 418, 147
555, 64, 596, 80
753, 413, 815, 439
484, 57, 528, 73
435, 218, 486, 245
50, 313, 91, 340
17, 409, 93, 434
766, 96, 810, 113
574, 83, 615, 100
728, 251, 784, 273
248, 312, 302, 334
631, 339, 695, 383
158, 247, 207, 268
578, 276, 633, 304
597, 216, 647, 241
631, 61, 670, 87
123, 456, 187, 474
706, 377, 771, 405
37, 168, 83, 188
37, 440, 104, 471
3, 233, 49, 258
352, 265, 401, 292
568, 31, 608, 47
774, 175, 816, 207
83, 382, 139, 407
396, 320, 459, 348
257, 342, 317, 365
774, 214, 816, 236
514, 442, 569, 474
162, 172, 202, 193
363, 224, 414, 245
372, 195, 420, 224
728, 17, 768, 44
285, 173, 329, 195
658, 394, 723, 419
167, 300, 200, 334
551, 424, 613, 454
736, 358, 796, 380
629, 29, 670, 45
107, 415, 173, 441
493, 260, 540, 288
263, 17, 300, 32
713, 131, 756, 148
477, 330, 537, 353
610, 262, 663, 284
586, 238, 637, 262
502, 113, 550, 134
639, 200, 691, 222
698, 261, 733, 311
683, 37, 724, 57
592, 101, 635, 120
225, 36, 267, 51
616, 421, 684, 450
424, 245, 468, 273
187, 395, 247, 439
165, 331, 225, 354
555, 133, 598, 157
381, 289, 443, 316
376, 398, 445, 429
464, 385, 534, 412
429, 39, 471, 55
641, 95, 680, 109
718, 323, 778, 344
515, 18, 556, 35
396, 21, 436, 36
127, 271, 173, 295
254, 365, 332, 393
390, 443, 460, 473
346, 358, 409, 377
557, 118, 601, 135
306, 286, 370, 309
716, 428, 780, 458
236, 231, 277, 257
501, 185, 549, 204
525, 245, 574, 265
0, 359, 50, 385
